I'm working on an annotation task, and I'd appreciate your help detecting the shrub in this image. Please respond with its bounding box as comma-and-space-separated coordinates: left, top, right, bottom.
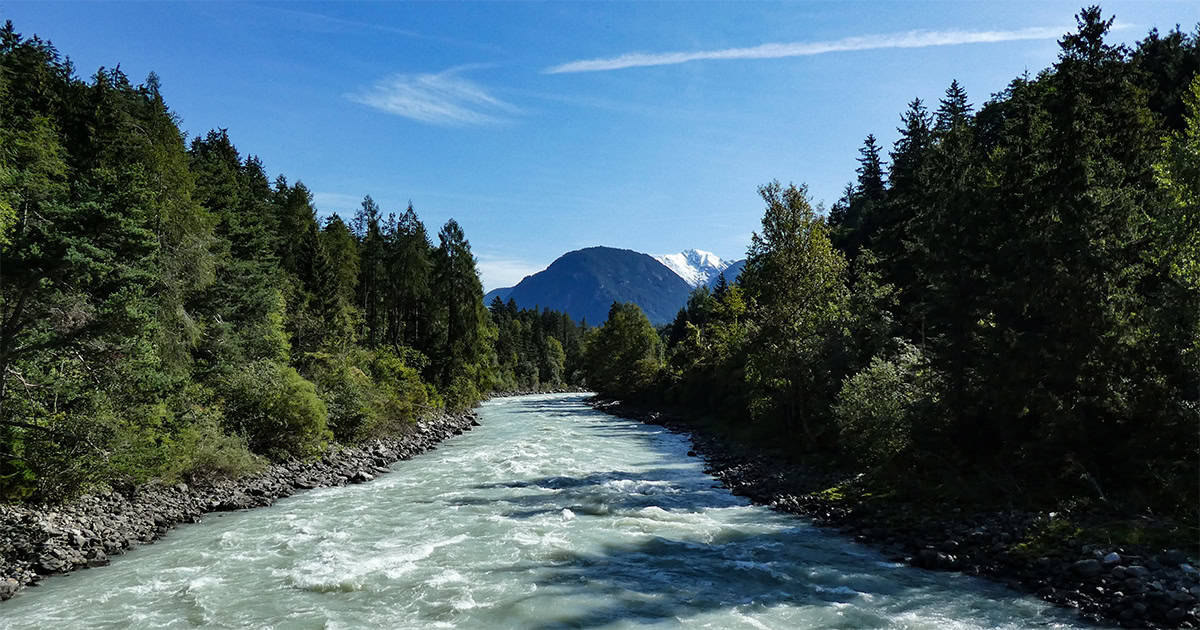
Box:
221, 360, 330, 460
442, 374, 480, 414
365, 348, 433, 436
834, 341, 935, 467
170, 414, 266, 481
306, 351, 375, 443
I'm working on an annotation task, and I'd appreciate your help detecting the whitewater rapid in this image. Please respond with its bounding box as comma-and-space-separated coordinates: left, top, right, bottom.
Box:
0, 393, 1091, 629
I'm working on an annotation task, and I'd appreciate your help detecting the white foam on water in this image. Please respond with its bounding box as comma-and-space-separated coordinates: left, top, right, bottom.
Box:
601, 479, 680, 495
0, 394, 1093, 630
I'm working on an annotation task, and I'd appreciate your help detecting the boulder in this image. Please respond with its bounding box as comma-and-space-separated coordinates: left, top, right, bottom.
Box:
1072, 559, 1103, 579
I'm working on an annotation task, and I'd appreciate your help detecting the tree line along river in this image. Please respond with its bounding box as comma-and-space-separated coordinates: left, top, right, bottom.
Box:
0, 394, 1090, 629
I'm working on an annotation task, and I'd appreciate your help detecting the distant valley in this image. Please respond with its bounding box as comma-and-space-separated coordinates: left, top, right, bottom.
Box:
485, 248, 744, 325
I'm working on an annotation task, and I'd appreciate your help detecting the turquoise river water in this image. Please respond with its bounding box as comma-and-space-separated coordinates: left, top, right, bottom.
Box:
0, 393, 1093, 629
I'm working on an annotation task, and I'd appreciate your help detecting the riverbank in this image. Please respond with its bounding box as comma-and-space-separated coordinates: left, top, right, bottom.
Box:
590, 397, 1200, 629
0, 411, 479, 602
489, 385, 592, 398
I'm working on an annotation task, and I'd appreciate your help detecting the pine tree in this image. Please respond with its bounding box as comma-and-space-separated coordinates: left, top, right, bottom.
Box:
355, 195, 385, 347
387, 203, 434, 354
830, 135, 887, 260
432, 219, 494, 407
875, 98, 933, 329
935, 79, 972, 131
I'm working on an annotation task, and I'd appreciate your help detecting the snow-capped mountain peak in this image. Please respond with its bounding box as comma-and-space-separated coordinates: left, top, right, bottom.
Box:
654, 249, 730, 288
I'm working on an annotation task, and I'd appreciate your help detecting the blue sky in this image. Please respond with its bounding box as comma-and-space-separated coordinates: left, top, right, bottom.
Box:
6, 1, 1198, 290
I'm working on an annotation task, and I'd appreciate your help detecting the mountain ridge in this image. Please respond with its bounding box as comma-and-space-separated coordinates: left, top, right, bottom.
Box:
653, 249, 730, 288
485, 246, 746, 326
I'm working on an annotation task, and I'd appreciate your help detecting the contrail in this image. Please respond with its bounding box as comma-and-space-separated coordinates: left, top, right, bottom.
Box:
544, 26, 1068, 74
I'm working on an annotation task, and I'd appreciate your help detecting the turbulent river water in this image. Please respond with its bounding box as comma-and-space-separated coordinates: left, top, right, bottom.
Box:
0, 393, 1092, 629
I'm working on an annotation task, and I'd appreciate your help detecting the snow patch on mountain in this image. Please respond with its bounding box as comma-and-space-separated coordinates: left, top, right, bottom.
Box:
654, 249, 730, 288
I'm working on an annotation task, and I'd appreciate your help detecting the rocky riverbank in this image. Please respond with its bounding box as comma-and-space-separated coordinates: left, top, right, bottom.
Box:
0, 411, 479, 602
490, 386, 592, 398
590, 398, 1200, 629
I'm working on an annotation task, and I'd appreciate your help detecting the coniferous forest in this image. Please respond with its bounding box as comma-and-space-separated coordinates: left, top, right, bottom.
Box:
584, 10, 1199, 523
0, 21, 585, 502
2, 7, 1198, 533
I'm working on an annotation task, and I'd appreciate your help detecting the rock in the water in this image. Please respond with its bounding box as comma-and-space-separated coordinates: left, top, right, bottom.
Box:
0, 578, 18, 599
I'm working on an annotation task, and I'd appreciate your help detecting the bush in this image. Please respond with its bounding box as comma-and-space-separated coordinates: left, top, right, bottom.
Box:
170, 414, 266, 481
306, 348, 436, 442
221, 360, 330, 460
834, 341, 935, 467
365, 348, 433, 436
306, 351, 375, 442
442, 374, 480, 413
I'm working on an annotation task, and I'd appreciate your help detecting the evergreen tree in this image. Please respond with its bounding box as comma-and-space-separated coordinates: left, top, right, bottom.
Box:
829, 135, 886, 259
355, 195, 385, 347
387, 203, 434, 355
935, 79, 972, 131
432, 219, 494, 407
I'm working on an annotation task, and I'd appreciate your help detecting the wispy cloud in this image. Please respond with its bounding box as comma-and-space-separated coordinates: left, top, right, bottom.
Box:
477, 254, 545, 292
263, 6, 505, 54
544, 26, 1070, 74
348, 67, 520, 126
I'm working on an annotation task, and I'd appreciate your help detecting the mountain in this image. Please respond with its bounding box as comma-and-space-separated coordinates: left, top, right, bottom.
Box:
708, 259, 746, 288
654, 249, 729, 288
485, 286, 514, 302
483, 246, 692, 325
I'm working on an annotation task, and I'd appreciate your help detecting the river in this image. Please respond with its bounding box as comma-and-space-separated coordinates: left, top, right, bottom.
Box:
0, 393, 1091, 629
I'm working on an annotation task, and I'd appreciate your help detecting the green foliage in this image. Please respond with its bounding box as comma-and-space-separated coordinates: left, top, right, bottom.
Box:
490, 298, 586, 391
306, 348, 434, 441
741, 181, 849, 446
306, 352, 375, 443
170, 415, 267, 482
582, 302, 662, 397
364, 348, 434, 435
432, 219, 495, 400
834, 341, 936, 467
1154, 74, 1200, 289
604, 10, 1199, 520
0, 20, 558, 503
220, 361, 330, 460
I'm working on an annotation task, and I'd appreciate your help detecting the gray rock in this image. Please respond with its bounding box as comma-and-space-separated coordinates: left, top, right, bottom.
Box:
1073, 558, 1103, 578
1158, 549, 1188, 567
1170, 589, 1195, 604
1126, 565, 1151, 579
36, 554, 65, 573
1103, 552, 1121, 566
86, 551, 108, 568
